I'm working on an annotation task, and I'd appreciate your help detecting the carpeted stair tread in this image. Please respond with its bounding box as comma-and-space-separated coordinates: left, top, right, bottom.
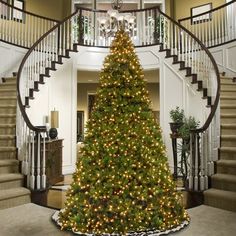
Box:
0, 173, 23, 183
221, 124, 236, 128
0, 96, 16, 100
217, 160, 236, 167
0, 105, 16, 108
0, 124, 15, 128
204, 188, 236, 201
0, 88, 16, 92
220, 147, 236, 152
221, 88, 236, 92
0, 160, 19, 167
221, 96, 236, 100
221, 105, 236, 108
0, 187, 30, 201
212, 173, 236, 183
0, 135, 15, 139
221, 114, 236, 118
0, 114, 16, 117
0, 147, 16, 151
221, 135, 236, 139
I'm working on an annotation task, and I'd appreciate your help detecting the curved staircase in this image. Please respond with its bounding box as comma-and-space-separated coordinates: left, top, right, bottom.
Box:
0, 75, 30, 210
204, 76, 236, 212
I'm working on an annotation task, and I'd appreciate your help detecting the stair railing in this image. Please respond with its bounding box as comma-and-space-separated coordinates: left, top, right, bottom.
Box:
17, 6, 220, 192
179, 0, 236, 48
16, 10, 78, 191
155, 8, 220, 191
0, 0, 59, 48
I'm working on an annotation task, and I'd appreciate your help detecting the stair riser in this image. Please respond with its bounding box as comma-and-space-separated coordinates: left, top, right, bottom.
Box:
217, 165, 236, 175
221, 82, 236, 90
0, 84, 16, 90
220, 79, 234, 84
221, 117, 236, 123
0, 107, 16, 114
0, 179, 23, 190
0, 100, 16, 106
0, 117, 16, 124
0, 139, 15, 146
221, 91, 236, 96
0, 91, 16, 97
0, 152, 16, 160
221, 108, 236, 114
220, 151, 236, 160
3, 78, 16, 83
221, 139, 236, 147
0, 165, 19, 174
204, 194, 236, 212
221, 99, 236, 105
221, 128, 236, 135
0, 127, 15, 135
212, 180, 236, 192
0, 194, 30, 210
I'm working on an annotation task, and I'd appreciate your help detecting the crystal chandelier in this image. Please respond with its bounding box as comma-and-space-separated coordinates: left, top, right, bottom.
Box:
97, 0, 136, 39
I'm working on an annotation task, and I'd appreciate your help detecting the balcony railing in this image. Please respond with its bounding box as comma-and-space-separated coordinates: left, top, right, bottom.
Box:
179, 0, 236, 48
0, 0, 59, 48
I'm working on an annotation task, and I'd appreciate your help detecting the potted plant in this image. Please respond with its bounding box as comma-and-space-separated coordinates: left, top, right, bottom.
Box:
178, 116, 200, 140
177, 116, 200, 184
169, 106, 185, 134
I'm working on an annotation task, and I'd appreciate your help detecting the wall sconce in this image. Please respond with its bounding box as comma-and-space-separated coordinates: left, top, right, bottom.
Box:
49, 110, 59, 139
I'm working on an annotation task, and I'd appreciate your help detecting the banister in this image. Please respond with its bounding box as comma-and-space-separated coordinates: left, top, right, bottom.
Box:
16, 9, 79, 133
179, 0, 235, 23
0, 0, 59, 23
157, 8, 221, 134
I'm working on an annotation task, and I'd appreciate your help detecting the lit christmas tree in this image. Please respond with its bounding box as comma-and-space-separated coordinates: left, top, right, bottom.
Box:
58, 30, 189, 234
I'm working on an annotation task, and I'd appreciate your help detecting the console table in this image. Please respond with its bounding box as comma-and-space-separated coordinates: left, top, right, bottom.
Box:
45, 139, 64, 185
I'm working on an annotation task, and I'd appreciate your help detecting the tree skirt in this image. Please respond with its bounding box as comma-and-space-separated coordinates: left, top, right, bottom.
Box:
52, 210, 190, 236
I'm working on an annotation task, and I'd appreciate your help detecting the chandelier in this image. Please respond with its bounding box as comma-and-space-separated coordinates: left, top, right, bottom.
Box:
97, 0, 136, 39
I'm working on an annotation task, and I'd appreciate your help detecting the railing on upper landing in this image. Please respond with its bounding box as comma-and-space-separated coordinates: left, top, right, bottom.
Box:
0, 0, 59, 48
16, 6, 220, 192
179, 0, 236, 48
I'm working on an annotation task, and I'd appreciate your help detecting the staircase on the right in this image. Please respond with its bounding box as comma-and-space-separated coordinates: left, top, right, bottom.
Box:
204, 75, 236, 212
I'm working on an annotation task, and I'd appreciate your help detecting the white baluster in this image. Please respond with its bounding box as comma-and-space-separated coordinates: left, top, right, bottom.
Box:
30, 131, 35, 190
41, 134, 46, 189
36, 132, 41, 190
194, 133, 199, 191
189, 133, 193, 190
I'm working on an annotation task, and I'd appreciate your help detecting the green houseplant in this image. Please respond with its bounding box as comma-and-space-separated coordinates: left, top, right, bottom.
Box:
169, 106, 185, 134
177, 116, 200, 183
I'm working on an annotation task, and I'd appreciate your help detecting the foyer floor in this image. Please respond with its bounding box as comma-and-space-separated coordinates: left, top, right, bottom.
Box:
0, 203, 235, 236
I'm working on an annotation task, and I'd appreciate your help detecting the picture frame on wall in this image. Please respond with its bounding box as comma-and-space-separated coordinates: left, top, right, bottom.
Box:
191, 3, 212, 24
12, 0, 25, 22
77, 111, 84, 142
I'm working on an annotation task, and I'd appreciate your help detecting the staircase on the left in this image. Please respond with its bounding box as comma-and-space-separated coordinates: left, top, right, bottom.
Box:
0, 75, 30, 210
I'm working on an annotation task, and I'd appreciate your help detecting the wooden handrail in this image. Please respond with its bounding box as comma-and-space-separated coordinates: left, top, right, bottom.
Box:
0, 0, 59, 23
157, 7, 221, 134
16, 10, 79, 133
179, 0, 235, 23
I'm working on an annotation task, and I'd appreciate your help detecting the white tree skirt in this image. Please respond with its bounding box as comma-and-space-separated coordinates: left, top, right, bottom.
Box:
52, 210, 189, 235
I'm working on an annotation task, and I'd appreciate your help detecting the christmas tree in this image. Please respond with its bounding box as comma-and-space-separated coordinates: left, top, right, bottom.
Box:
58, 30, 189, 234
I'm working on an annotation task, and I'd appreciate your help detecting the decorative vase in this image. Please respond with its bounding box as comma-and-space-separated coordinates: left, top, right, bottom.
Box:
49, 128, 58, 139
169, 122, 183, 134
